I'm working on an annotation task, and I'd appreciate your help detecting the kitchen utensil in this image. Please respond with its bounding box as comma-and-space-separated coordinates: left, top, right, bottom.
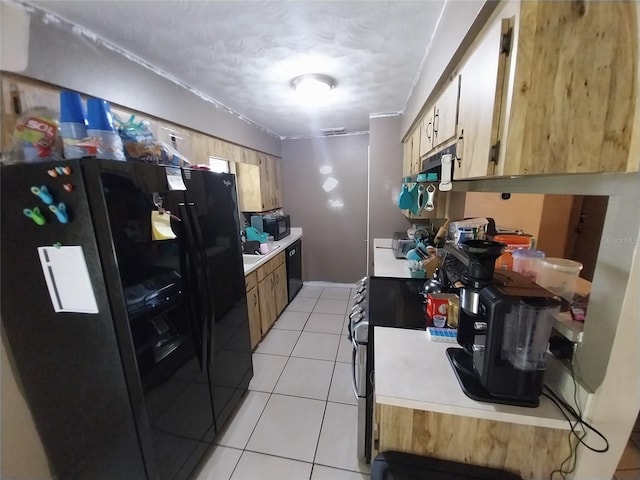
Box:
398, 184, 412, 210
242, 240, 261, 255
425, 184, 436, 211
406, 247, 428, 262
408, 183, 420, 215
417, 184, 426, 213
421, 267, 447, 296
245, 226, 268, 243
434, 219, 449, 246
439, 153, 453, 191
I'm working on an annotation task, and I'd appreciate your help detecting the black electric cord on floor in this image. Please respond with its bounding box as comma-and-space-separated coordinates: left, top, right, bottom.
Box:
545, 362, 610, 480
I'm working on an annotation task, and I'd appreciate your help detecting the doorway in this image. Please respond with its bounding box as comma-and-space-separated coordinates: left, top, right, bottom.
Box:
564, 196, 609, 281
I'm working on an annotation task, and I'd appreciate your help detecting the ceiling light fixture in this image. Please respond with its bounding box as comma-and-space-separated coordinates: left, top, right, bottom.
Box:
291, 74, 336, 103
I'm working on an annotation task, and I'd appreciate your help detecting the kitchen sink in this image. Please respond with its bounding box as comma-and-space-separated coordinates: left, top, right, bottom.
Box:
242, 254, 262, 264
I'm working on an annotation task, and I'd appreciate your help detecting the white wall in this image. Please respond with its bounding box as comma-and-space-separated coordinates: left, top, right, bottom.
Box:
573, 215, 640, 478
280, 134, 369, 283
463, 192, 545, 237
368, 115, 410, 273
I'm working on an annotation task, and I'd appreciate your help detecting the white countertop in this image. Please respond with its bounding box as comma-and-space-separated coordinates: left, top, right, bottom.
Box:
374, 326, 571, 430
243, 227, 302, 275
373, 238, 411, 278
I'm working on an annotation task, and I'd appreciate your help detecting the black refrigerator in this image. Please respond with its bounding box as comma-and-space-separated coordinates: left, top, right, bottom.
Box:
0, 158, 253, 480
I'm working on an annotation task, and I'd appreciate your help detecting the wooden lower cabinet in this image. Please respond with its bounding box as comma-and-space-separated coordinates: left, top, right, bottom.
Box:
273, 263, 288, 316
257, 274, 277, 334
374, 402, 572, 480
245, 251, 288, 349
246, 287, 261, 350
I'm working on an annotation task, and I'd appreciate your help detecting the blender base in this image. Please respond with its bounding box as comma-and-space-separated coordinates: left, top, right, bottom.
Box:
446, 348, 539, 408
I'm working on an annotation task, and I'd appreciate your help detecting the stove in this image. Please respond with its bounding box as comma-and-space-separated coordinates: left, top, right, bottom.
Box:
349, 276, 428, 462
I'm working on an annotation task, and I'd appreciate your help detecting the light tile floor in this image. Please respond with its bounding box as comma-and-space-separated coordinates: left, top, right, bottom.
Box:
194, 284, 370, 480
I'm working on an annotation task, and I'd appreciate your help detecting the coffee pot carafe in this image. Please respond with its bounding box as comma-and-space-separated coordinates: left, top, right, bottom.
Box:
447, 240, 561, 407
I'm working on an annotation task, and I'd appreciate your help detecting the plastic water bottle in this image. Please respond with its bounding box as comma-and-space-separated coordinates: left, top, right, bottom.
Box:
59, 91, 88, 159
86, 97, 126, 161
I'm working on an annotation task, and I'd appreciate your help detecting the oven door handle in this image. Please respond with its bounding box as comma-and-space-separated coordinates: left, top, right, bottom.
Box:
351, 321, 369, 399
351, 318, 368, 348
351, 346, 359, 399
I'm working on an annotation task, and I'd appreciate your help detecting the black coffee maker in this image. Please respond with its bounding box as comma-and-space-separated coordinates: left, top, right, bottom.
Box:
446, 240, 561, 407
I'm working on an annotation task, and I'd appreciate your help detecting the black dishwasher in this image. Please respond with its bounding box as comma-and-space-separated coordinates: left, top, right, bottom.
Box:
285, 239, 302, 302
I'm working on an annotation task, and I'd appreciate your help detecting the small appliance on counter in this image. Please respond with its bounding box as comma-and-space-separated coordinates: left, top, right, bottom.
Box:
391, 231, 415, 259
247, 213, 290, 241
447, 240, 561, 408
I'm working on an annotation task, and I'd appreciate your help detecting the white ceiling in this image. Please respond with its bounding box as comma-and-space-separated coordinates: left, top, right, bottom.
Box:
28, 1, 446, 139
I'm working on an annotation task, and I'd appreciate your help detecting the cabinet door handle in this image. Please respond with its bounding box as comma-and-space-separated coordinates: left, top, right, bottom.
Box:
426, 120, 432, 141
433, 110, 440, 136
455, 132, 464, 168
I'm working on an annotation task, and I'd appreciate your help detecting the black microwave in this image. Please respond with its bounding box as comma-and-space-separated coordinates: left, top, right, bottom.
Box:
262, 215, 290, 241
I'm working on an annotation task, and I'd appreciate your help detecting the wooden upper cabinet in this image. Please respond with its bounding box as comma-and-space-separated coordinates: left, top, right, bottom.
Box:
420, 75, 461, 158
273, 262, 288, 317
434, 75, 461, 149
236, 154, 284, 212
402, 136, 413, 178
456, 0, 639, 179
401, 127, 422, 177
270, 154, 284, 208
502, 1, 639, 175
190, 134, 210, 165
419, 107, 435, 157
455, 2, 517, 180
410, 128, 421, 174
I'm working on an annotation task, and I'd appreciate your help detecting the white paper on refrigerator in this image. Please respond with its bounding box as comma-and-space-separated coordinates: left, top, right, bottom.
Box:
165, 166, 186, 191
37, 246, 99, 314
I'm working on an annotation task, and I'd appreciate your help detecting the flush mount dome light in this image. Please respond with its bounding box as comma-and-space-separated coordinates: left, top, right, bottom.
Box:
291, 74, 336, 99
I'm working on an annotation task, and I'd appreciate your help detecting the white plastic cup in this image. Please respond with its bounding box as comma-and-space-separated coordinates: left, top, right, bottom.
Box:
512, 249, 545, 281
537, 258, 583, 304
60, 122, 88, 159
433, 314, 446, 328
87, 129, 126, 161
259, 243, 269, 255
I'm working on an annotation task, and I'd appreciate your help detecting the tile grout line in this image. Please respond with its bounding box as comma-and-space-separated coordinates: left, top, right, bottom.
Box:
226, 285, 359, 478
225, 343, 293, 479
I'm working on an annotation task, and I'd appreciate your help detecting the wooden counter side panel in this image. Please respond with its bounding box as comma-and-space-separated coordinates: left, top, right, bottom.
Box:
504, 1, 638, 175
377, 403, 571, 480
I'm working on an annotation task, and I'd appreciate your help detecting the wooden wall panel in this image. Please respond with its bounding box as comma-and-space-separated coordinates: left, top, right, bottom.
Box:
377, 403, 572, 480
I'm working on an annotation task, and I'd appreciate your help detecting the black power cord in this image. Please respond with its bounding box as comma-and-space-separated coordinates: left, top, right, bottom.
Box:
545, 363, 610, 480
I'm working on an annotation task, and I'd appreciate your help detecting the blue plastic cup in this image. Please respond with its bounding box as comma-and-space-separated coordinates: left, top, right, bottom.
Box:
59, 91, 87, 124
86, 97, 116, 132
